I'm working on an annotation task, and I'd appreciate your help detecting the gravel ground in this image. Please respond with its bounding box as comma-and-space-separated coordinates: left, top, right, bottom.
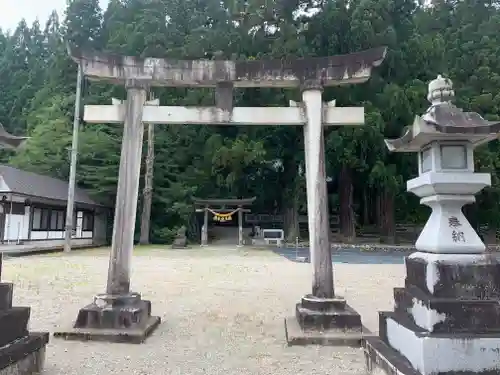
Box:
3, 246, 404, 375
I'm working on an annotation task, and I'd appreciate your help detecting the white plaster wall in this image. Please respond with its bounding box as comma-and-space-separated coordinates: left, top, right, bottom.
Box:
30, 231, 65, 240
0, 177, 9, 191
3, 209, 30, 241
1, 207, 100, 242
386, 316, 500, 374
4, 214, 25, 241
30, 230, 93, 240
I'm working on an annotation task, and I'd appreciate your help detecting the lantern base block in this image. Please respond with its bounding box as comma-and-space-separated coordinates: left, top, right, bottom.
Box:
365, 251, 500, 375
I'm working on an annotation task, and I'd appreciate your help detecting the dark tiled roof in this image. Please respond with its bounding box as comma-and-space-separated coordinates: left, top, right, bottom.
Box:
0, 165, 100, 206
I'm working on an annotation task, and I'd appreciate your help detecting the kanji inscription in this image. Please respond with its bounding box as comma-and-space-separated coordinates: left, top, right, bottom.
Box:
449, 216, 465, 242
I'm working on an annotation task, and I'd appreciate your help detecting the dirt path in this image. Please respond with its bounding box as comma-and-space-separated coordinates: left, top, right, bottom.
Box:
3, 246, 404, 375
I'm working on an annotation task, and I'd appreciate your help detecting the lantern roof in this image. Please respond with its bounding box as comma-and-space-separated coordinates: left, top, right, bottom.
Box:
385, 75, 500, 152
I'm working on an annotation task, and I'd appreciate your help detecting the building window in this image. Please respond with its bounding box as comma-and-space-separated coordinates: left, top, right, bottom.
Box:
82, 212, 94, 231
41, 209, 49, 230
32, 208, 42, 230
33, 208, 50, 230
49, 210, 65, 230
57, 211, 65, 230
7, 202, 25, 215
32, 207, 65, 231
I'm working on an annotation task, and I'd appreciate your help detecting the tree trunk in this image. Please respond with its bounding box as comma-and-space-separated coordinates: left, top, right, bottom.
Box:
281, 155, 300, 243
339, 165, 356, 242
485, 225, 497, 245
139, 123, 154, 245
379, 189, 396, 244
284, 194, 300, 242
362, 188, 370, 226
376, 191, 382, 231
189, 215, 200, 242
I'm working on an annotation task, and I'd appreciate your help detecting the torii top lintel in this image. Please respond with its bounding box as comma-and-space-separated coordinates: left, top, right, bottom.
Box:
192, 197, 257, 206
68, 45, 387, 88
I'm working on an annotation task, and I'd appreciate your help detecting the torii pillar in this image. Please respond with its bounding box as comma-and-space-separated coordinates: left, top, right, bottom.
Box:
284, 85, 373, 346
54, 45, 386, 344
54, 82, 162, 344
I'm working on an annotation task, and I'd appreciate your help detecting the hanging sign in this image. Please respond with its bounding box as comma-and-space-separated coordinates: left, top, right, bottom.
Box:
208, 208, 240, 222
213, 214, 232, 222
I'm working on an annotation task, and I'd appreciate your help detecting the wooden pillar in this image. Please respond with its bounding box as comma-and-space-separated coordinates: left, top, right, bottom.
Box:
237, 206, 243, 247
106, 80, 148, 295
302, 85, 334, 299
201, 206, 208, 246
27, 204, 33, 240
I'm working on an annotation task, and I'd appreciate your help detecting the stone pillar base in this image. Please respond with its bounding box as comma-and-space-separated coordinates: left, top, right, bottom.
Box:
285, 294, 370, 346
54, 292, 160, 344
364, 251, 500, 375
0, 282, 49, 375
171, 242, 188, 249
0, 333, 49, 375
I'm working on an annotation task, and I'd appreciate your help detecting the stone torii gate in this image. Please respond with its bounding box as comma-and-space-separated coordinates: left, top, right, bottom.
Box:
54, 46, 386, 344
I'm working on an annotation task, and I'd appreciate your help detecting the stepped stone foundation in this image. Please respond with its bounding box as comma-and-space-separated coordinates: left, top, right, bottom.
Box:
0, 281, 48, 374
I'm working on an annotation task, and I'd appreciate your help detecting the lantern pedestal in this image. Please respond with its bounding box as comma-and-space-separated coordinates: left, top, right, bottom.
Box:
365, 252, 500, 375
407, 171, 490, 254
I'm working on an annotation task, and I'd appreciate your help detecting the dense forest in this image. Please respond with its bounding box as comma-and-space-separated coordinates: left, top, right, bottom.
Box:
0, 0, 500, 244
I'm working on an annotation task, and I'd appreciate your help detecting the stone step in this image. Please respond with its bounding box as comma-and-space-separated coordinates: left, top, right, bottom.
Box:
0, 306, 30, 347
363, 335, 420, 375
0, 283, 13, 311
0, 333, 49, 372
285, 316, 370, 347
394, 286, 500, 333
405, 254, 500, 299
295, 301, 362, 331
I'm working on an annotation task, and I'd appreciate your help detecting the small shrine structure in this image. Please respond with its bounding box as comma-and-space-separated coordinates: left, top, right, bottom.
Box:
365, 75, 500, 375
193, 197, 256, 247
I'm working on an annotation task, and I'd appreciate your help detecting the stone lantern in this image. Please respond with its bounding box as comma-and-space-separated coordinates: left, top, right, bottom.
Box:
364, 75, 500, 375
